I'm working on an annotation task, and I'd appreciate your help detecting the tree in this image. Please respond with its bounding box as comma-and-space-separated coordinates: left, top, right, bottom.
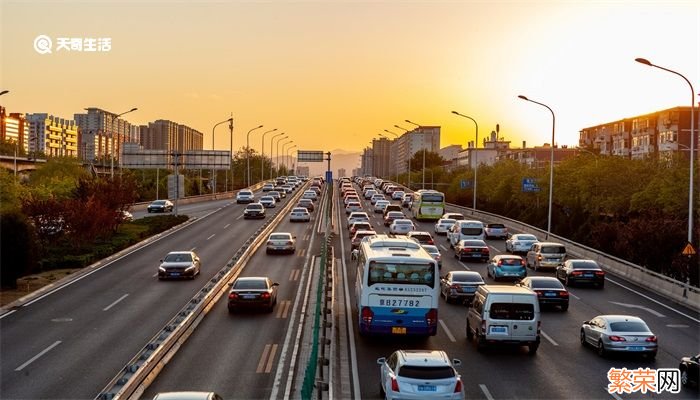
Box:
0, 210, 39, 288
408, 151, 445, 171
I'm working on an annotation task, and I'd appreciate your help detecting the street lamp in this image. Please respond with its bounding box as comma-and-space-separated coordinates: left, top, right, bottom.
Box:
286, 145, 297, 174
246, 124, 263, 186
0, 90, 9, 96
260, 128, 277, 182
270, 133, 286, 179
281, 141, 294, 175
211, 117, 233, 194
112, 107, 138, 179
518, 95, 555, 239
277, 138, 291, 177
451, 110, 479, 214
576, 147, 599, 167
636, 57, 695, 250
405, 119, 426, 189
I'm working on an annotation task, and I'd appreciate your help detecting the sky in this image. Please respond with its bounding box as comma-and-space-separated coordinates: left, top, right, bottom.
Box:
1, 0, 699, 155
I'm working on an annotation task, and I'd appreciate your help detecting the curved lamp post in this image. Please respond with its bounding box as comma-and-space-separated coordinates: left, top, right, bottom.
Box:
112, 107, 138, 179
211, 117, 233, 194
270, 133, 286, 179
518, 95, 555, 239
451, 111, 479, 214
636, 57, 695, 250
260, 128, 277, 182
286, 145, 297, 174
281, 141, 294, 175
277, 138, 291, 177
246, 125, 263, 186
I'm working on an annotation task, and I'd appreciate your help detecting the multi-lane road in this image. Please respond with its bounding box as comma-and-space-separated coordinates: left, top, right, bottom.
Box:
1, 180, 698, 399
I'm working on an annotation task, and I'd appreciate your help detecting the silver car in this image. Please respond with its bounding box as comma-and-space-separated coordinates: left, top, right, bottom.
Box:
434, 218, 457, 236
259, 195, 276, 208
289, 207, 311, 222
265, 232, 296, 254
389, 219, 415, 235
581, 315, 657, 360
377, 350, 464, 400
505, 233, 538, 254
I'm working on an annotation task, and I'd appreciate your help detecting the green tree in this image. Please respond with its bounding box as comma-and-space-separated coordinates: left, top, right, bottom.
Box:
0, 210, 39, 288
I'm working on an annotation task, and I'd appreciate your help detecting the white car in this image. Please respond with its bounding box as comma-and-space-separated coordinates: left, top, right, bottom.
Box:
302, 190, 318, 201
347, 212, 370, 226
364, 189, 378, 199
345, 201, 363, 214
236, 190, 254, 204
262, 183, 275, 192
389, 219, 415, 235
434, 218, 457, 235
266, 232, 296, 254
370, 194, 386, 204
374, 200, 390, 213
289, 207, 311, 222
259, 196, 276, 208
391, 190, 405, 200
377, 350, 464, 400
505, 233, 539, 254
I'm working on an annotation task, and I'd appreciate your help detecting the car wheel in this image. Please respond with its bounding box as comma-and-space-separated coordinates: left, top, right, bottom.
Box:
466, 321, 474, 341
597, 340, 607, 358
598, 281, 605, 289
379, 380, 386, 398
564, 276, 570, 286
533, 263, 539, 272
528, 343, 539, 355
476, 334, 487, 352
228, 306, 236, 314
561, 303, 569, 312
580, 330, 587, 346
680, 367, 689, 387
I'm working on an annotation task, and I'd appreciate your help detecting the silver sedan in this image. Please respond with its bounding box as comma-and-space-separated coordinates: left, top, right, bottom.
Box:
580, 315, 657, 360
505, 233, 538, 254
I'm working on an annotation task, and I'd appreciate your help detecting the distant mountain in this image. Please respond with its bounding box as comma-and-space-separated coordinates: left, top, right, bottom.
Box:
297, 150, 361, 177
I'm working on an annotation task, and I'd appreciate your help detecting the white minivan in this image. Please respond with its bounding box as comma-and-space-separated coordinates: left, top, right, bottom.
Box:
465, 285, 541, 354
448, 220, 485, 247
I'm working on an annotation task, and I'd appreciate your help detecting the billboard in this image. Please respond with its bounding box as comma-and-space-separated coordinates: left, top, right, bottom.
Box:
121, 149, 231, 170
297, 150, 324, 162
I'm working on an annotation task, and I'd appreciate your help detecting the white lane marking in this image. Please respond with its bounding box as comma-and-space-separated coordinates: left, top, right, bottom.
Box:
541, 330, 559, 346
224, 223, 230, 229
439, 244, 448, 251
15, 341, 62, 371
235, 215, 243, 220
479, 384, 495, 400
609, 301, 666, 318
568, 291, 580, 300
206, 234, 216, 240
439, 319, 456, 342
0, 309, 17, 319
666, 324, 690, 328
459, 261, 470, 271
103, 294, 129, 311
607, 278, 698, 323
609, 390, 623, 400
489, 245, 499, 252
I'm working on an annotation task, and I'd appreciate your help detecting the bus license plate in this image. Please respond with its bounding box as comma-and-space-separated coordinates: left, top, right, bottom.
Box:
392, 327, 406, 335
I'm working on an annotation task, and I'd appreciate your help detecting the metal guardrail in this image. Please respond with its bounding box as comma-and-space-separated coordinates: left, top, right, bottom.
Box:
96, 182, 308, 400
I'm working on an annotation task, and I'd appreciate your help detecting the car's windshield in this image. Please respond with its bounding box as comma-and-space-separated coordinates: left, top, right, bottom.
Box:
164, 253, 192, 262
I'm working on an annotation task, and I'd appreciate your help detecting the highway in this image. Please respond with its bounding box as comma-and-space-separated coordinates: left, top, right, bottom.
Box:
0, 189, 296, 399
1, 181, 698, 399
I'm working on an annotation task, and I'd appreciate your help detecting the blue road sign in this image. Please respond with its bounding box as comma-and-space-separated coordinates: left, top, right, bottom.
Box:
460, 179, 472, 189
522, 177, 540, 192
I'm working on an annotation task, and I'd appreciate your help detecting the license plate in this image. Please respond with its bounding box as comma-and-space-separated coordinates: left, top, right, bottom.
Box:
489, 326, 507, 334
544, 292, 556, 297
170, 272, 180, 276
392, 327, 406, 335
584, 273, 594, 278
242, 295, 256, 299
417, 385, 437, 392
628, 346, 645, 351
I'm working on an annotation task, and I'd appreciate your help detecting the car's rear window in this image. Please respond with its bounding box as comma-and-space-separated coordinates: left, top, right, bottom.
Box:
398, 365, 455, 379
489, 303, 534, 320
530, 279, 564, 289
571, 261, 600, 270
292, 208, 307, 213
248, 204, 263, 209
461, 227, 483, 235
541, 246, 566, 253
610, 321, 650, 332
234, 280, 267, 289
452, 272, 483, 283
462, 240, 485, 247
487, 224, 505, 228
498, 258, 522, 265
516, 235, 537, 241
270, 234, 290, 240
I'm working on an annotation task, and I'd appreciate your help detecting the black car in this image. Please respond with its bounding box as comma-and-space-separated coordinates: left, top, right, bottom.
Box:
680, 353, 700, 388
556, 259, 605, 288
147, 199, 174, 213
516, 276, 569, 311
228, 277, 279, 313
158, 251, 201, 280
243, 203, 265, 219
440, 271, 484, 304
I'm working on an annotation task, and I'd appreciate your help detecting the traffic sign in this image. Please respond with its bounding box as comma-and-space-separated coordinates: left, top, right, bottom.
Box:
682, 242, 696, 256
460, 179, 472, 189
297, 150, 324, 162
522, 177, 541, 193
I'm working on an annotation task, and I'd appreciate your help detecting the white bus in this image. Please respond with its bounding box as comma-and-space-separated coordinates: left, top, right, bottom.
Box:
354, 235, 440, 336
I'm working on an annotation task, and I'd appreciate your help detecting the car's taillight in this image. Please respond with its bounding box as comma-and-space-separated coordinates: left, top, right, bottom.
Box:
428, 239, 434, 244
497, 260, 503, 266
481, 320, 486, 333
537, 320, 541, 334
534, 290, 543, 297
572, 271, 582, 276
559, 291, 569, 297
261, 292, 271, 299
595, 271, 605, 276
482, 248, 489, 253
454, 379, 463, 393
646, 336, 657, 343
609, 335, 627, 342
425, 309, 438, 326
228, 293, 238, 300
520, 260, 526, 266
361, 307, 374, 324
391, 377, 400, 392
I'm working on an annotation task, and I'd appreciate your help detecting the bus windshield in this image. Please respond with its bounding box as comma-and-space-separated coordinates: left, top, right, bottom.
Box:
367, 261, 435, 288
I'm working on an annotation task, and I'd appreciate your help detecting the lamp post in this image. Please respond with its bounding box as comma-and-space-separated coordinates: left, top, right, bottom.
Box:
212, 117, 233, 194
451, 111, 479, 214
277, 138, 291, 177
112, 107, 138, 179
282, 141, 294, 175
576, 147, 599, 167
0, 90, 8, 96
405, 119, 426, 189
246, 124, 263, 186
393, 125, 411, 189
260, 128, 277, 182
287, 145, 297, 174
270, 133, 286, 179
636, 57, 695, 250
518, 95, 555, 239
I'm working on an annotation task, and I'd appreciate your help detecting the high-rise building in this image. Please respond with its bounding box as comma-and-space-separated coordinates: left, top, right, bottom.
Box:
296, 165, 309, 177
338, 168, 346, 178
395, 126, 440, 174
25, 114, 80, 158
371, 137, 391, 179
75, 107, 134, 162
0, 108, 28, 155
140, 120, 203, 153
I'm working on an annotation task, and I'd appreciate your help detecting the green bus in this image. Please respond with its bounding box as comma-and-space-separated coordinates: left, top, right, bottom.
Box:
410, 190, 446, 221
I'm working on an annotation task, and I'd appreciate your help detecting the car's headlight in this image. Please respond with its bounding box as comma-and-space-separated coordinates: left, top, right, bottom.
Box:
158, 267, 166, 272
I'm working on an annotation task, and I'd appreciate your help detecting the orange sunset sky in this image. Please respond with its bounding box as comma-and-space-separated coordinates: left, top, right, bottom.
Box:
1, 0, 698, 154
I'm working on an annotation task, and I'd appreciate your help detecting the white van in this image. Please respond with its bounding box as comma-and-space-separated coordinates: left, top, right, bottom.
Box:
465, 285, 541, 354
448, 220, 485, 247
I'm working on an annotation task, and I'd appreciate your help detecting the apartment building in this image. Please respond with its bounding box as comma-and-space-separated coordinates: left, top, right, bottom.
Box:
140, 119, 204, 153
25, 114, 80, 158
75, 107, 134, 162
0, 107, 27, 152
